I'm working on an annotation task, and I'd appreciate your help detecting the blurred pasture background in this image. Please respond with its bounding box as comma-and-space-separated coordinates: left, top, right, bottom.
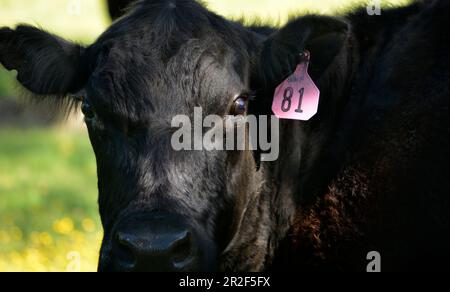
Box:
0, 0, 408, 272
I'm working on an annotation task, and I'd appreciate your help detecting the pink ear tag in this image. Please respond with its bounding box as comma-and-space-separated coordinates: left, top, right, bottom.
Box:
272, 52, 320, 121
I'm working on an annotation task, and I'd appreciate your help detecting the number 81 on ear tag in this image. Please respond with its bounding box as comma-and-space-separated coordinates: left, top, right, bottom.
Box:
272, 55, 320, 121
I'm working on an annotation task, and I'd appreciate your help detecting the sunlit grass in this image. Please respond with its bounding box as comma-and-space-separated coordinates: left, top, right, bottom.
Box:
0, 0, 109, 43
0, 128, 101, 272
0, 0, 412, 42
206, 0, 411, 24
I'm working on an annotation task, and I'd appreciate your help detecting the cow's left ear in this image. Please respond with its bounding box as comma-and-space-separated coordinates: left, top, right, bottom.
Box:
256, 15, 351, 88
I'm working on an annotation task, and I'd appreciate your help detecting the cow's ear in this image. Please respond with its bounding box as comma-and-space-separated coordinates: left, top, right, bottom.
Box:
0, 25, 86, 97
257, 15, 350, 88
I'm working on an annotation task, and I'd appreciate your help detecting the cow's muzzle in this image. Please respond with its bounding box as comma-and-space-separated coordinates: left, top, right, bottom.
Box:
101, 212, 214, 272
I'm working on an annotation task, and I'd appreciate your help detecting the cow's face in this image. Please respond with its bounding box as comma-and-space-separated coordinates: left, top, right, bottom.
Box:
0, 0, 350, 272
83, 7, 260, 272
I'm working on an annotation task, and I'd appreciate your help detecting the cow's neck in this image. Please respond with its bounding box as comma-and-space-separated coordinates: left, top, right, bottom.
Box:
260, 34, 359, 268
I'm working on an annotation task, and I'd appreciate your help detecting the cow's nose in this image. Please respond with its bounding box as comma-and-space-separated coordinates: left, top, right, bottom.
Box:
113, 218, 196, 272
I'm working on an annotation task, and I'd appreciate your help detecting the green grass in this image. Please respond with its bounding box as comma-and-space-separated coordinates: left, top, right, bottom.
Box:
0, 128, 101, 271
0, 128, 97, 229
0, 71, 16, 99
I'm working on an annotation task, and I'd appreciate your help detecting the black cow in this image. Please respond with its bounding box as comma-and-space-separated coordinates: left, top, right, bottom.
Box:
1, 0, 450, 272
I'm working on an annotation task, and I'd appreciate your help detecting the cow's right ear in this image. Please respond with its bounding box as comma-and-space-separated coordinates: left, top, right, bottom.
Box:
0, 25, 87, 98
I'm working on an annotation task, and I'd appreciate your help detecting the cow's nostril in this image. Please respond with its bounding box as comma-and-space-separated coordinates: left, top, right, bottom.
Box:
115, 233, 138, 271
170, 231, 193, 264
112, 222, 197, 271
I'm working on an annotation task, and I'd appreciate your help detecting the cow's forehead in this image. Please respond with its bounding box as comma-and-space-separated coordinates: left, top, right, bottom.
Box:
85, 11, 249, 124
86, 39, 246, 122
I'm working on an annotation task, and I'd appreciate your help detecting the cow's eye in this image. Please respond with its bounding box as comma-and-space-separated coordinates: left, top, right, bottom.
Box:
230, 96, 248, 115
81, 99, 95, 120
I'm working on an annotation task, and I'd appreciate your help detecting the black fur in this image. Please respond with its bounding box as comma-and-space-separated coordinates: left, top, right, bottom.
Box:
1, 0, 450, 271
108, 0, 135, 20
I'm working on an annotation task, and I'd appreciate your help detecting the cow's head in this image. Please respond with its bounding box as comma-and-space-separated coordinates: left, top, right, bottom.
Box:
0, 0, 350, 271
